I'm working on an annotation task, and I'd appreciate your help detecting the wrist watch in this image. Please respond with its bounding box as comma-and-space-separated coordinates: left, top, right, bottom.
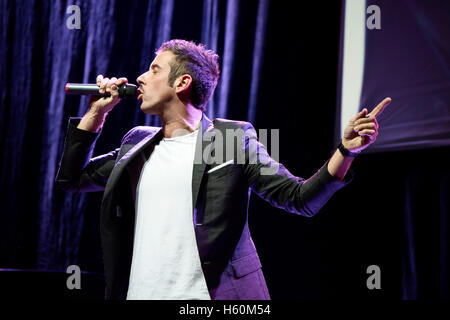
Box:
338, 141, 359, 157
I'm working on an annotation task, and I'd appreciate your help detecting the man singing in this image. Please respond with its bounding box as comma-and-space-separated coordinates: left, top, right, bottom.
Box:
55, 39, 391, 300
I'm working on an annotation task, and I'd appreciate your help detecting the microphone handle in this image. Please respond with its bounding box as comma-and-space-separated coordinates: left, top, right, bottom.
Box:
65, 83, 138, 99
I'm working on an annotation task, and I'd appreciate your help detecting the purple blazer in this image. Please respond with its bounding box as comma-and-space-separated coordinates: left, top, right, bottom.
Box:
55, 114, 351, 300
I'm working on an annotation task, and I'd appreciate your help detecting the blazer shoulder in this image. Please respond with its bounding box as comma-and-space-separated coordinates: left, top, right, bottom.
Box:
213, 118, 254, 131
121, 125, 161, 145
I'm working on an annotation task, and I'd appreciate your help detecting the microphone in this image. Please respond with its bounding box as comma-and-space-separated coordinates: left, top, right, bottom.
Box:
65, 83, 138, 99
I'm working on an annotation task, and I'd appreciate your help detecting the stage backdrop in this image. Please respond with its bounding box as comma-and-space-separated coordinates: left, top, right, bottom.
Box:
336, 0, 450, 152
333, 0, 450, 300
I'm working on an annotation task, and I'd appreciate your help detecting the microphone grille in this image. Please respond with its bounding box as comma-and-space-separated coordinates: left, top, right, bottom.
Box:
119, 84, 138, 99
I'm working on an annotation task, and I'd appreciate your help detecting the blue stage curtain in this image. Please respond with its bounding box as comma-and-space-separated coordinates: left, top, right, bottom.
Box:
0, 0, 269, 274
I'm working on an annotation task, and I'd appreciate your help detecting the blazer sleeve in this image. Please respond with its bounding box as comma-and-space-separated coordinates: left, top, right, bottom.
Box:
242, 122, 353, 217
54, 117, 121, 193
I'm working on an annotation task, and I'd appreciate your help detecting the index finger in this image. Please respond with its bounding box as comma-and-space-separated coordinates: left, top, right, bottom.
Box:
116, 77, 128, 86
96, 74, 104, 86
369, 97, 392, 118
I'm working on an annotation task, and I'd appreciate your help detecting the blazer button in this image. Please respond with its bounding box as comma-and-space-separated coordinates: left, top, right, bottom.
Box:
116, 206, 123, 218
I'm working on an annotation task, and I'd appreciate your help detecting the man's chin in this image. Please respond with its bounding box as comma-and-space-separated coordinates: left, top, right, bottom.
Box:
140, 103, 159, 115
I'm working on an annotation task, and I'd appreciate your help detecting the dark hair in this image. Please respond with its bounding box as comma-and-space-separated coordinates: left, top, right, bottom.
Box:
156, 39, 220, 111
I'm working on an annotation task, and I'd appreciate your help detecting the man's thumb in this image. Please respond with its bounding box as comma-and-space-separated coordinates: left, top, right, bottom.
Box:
351, 108, 367, 122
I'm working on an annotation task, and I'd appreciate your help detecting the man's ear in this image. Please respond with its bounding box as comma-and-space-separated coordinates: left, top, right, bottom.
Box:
175, 74, 192, 94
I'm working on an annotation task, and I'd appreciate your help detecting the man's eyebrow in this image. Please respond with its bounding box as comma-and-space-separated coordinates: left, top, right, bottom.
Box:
150, 64, 162, 70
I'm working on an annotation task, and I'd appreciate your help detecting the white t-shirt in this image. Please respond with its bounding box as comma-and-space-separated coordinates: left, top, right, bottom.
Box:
126, 129, 210, 300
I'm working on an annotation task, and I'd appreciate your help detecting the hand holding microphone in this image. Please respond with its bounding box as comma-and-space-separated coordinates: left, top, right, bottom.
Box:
89, 75, 129, 115
75, 75, 131, 133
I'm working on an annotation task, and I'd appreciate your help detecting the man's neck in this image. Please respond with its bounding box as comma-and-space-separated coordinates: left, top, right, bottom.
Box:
159, 103, 203, 138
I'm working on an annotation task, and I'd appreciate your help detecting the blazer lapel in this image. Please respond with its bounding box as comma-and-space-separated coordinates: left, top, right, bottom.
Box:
192, 114, 215, 212
104, 113, 214, 215
104, 128, 163, 200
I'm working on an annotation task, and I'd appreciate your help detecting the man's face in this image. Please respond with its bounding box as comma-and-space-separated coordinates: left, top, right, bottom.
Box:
136, 50, 177, 114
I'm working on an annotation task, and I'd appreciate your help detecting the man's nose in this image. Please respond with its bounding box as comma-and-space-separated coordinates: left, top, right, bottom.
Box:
136, 74, 144, 85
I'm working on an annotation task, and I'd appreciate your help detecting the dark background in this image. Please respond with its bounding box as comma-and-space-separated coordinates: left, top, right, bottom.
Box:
0, 0, 448, 300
